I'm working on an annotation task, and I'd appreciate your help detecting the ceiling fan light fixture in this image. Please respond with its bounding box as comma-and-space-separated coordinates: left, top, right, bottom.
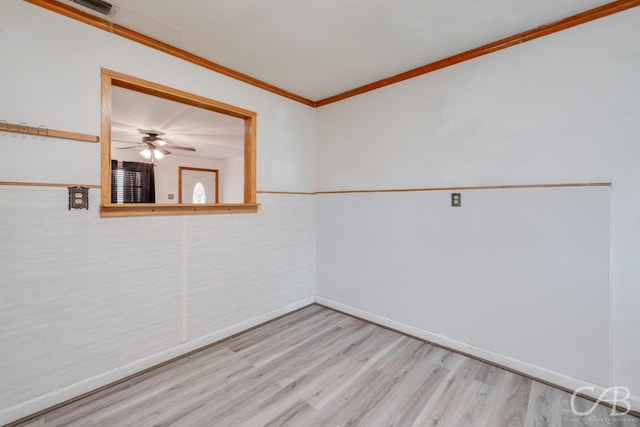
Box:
153, 149, 164, 160
140, 148, 152, 160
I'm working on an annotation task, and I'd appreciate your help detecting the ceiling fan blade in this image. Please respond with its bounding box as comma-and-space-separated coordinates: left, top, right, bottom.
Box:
158, 147, 172, 155
117, 146, 143, 150
112, 139, 142, 144
165, 145, 196, 152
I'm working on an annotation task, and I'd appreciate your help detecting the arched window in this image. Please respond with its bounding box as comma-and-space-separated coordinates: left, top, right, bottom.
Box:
192, 182, 206, 204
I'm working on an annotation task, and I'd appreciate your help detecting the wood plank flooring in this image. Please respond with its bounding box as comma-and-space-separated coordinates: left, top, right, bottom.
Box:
13, 305, 640, 427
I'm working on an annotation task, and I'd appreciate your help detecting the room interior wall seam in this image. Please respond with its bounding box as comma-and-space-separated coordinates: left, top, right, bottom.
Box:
181, 216, 189, 343
608, 185, 615, 388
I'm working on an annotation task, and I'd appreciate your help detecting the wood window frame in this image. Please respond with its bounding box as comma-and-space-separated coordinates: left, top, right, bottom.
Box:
100, 68, 257, 217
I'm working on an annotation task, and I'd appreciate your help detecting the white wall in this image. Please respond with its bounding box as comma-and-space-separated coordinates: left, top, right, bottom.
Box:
220, 155, 245, 203
317, 186, 610, 384
316, 6, 640, 409
0, 2, 315, 424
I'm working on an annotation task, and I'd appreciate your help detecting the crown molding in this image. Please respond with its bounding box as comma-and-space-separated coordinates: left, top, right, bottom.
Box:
315, 0, 640, 106
24, 0, 640, 108
24, 0, 315, 107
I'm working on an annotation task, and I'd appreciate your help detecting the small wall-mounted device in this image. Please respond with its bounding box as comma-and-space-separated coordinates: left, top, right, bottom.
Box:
451, 192, 461, 207
68, 186, 89, 210
72, 0, 114, 16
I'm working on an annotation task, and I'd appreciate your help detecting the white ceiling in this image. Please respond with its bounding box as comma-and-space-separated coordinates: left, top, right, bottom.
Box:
111, 86, 245, 160
63, 0, 615, 101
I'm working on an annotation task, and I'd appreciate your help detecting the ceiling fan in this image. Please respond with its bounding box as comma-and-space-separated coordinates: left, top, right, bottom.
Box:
115, 129, 196, 161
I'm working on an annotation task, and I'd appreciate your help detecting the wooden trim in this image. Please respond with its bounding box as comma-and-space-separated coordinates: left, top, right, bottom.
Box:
257, 191, 316, 195
111, 25, 314, 107
100, 203, 258, 217
0, 182, 605, 194
100, 70, 113, 206
0, 181, 100, 188
244, 117, 257, 204
258, 184, 610, 196
315, 303, 640, 419
178, 167, 219, 204
26, 0, 639, 108
0, 121, 99, 143
104, 68, 257, 119
24, 0, 314, 107
315, 0, 640, 106
316, 182, 611, 195
3, 303, 315, 427
45, 129, 99, 143
100, 68, 258, 217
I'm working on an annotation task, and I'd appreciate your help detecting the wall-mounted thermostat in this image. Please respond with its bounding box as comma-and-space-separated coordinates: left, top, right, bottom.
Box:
68, 186, 89, 210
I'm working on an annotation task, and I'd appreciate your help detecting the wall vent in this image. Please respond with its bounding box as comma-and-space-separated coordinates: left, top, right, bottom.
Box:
72, 0, 114, 16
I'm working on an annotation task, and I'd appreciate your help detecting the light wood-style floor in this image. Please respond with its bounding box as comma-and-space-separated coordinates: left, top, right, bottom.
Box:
13, 305, 640, 427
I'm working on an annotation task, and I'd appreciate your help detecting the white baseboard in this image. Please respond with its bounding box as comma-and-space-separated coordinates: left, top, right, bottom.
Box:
314, 296, 640, 414
0, 297, 314, 426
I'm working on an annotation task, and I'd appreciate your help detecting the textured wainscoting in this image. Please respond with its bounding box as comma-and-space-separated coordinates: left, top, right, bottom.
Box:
0, 187, 315, 425
186, 193, 316, 339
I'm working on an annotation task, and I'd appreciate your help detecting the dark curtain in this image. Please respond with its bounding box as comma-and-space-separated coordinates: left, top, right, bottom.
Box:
111, 160, 155, 203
